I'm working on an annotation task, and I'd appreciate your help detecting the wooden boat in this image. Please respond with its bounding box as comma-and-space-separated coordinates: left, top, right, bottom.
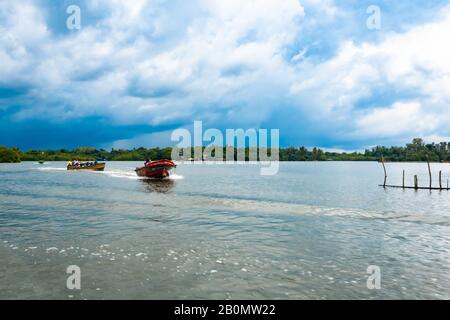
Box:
135, 160, 176, 179
67, 162, 106, 171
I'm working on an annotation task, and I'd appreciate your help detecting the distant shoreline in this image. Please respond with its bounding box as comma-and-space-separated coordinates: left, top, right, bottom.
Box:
2, 160, 450, 164
1, 139, 449, 163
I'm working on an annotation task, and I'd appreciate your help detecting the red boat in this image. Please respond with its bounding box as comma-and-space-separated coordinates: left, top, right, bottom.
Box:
135, 160, 176, 179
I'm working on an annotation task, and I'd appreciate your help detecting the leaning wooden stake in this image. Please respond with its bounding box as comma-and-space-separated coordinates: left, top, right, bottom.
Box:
427, 158, 432, 189
381, 156, 387, 187
402, 170, 405, 189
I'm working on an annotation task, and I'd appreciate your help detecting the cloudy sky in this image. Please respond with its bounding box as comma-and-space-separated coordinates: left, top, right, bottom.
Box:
1, 0, 450, 150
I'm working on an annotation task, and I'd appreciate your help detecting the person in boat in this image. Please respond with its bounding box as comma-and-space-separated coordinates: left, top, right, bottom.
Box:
144, 159, 152, 166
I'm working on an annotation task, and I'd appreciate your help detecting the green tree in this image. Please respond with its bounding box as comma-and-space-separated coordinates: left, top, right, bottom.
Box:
0, 146, 21, 163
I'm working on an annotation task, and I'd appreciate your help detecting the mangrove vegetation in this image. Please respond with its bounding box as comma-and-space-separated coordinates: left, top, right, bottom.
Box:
1, 138, 450, 163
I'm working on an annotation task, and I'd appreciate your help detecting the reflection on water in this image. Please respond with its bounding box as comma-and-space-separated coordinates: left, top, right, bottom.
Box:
140, 178, 175, 193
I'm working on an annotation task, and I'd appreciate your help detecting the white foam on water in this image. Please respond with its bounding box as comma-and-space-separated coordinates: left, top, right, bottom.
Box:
102, 169, 143, 180
103, 169, 183, 181
169, 174, 184, 180
35, 165, 183, 181
36, 167, 66, 171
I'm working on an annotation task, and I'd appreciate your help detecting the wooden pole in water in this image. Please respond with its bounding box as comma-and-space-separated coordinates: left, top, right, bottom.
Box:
402, 170, 405, 189
427, 158, 432, 189
381, 156, 387, 187
414, 175, 419, 190
439, 171, 442, 190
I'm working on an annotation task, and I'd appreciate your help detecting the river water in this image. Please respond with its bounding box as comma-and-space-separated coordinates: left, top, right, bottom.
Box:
0, 161, 449, 299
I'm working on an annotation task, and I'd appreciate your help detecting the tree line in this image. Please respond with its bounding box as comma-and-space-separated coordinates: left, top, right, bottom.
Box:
1, 138, 450, 163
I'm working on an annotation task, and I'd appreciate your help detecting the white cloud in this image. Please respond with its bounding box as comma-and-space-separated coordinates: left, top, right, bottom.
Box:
0, 1, 48, 82
289, 5, 450, 142
355, 102, 438, 138
1, 0, 305, 127
2, 0, 450, 148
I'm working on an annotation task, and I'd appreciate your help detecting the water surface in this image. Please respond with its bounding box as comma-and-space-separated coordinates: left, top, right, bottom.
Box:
0, 161, 449, 299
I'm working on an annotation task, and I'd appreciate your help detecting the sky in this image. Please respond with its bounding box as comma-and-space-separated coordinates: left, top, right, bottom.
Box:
1, 0, 450, 150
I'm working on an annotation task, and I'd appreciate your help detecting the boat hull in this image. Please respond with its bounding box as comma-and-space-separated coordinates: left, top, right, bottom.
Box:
135, 160, 176, 179
67, 163, 106, 171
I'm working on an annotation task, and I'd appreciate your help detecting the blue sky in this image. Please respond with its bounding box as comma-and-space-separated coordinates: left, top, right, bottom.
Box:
1, 0, 450, 150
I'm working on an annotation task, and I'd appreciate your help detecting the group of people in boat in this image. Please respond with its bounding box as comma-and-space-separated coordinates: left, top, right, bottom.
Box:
67, 160, 98, 168
68, 159, 151, 168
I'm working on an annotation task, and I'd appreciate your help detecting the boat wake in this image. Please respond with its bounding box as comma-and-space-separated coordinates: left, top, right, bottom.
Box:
102, 170, 143, 180
35, 166, 184, 180
36, 167, 66, 171
104, 170, 184, 180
